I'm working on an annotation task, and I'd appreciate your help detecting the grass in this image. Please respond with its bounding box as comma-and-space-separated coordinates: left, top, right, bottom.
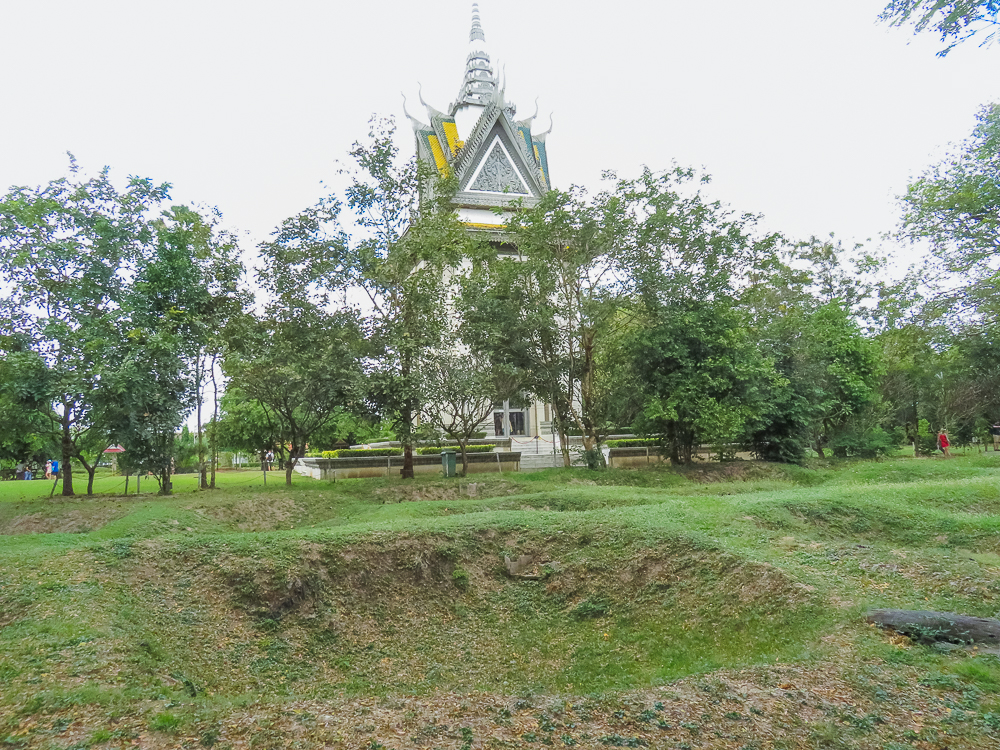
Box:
1, 452, 1000, 748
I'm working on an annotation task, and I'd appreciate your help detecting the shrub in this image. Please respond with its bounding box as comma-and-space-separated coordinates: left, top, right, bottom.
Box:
452, 568, 470, 589
416, 444, 495, 455
606, 438, 661, 448
829, 425, 902, 459
915, 419, 939, 456
323, 448, 402, 458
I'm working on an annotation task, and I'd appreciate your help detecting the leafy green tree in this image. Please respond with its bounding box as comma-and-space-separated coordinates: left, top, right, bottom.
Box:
0, 344, 58, 476
418, 351, 517, 476
223, 306, 362, 485
214, 387, 282, 461
796, 304, 884, 457
631, 300, 780, 464
261, 118, 469, 479
94, 326, 193, 493
142, 205, 248, 489
880, 0, 1000, 55
342, 120, 469, 478
0, 161, 169, 495
896, 103, 1000, 321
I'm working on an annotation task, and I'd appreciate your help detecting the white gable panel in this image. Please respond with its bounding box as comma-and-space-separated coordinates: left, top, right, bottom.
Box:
467, 136, 531, 195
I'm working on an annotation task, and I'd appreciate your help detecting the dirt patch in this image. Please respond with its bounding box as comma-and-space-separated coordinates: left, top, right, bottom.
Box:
9, 655, 993, 749
206, 495, 299, 531
372, 480, 524, 503
0, 506, 127, 535
678, 461, 781, 484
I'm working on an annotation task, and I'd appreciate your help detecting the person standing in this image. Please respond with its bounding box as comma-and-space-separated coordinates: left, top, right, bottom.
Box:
938, 430, 951, 458
45, 460, 52, 480
51, 459, 59, 478
991, 423, 1000, 452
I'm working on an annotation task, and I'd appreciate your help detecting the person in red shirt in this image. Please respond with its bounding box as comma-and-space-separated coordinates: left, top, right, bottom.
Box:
938, 430, 951, 458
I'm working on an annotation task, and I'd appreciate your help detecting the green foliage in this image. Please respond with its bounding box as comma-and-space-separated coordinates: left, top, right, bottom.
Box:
0, 160, 170, 495
223, 303, 363, 485
880, 0, 1000, 55
322, 448, 401, 458
605, 439, 660, 448
632, 300, 780, 464
897, 103, 1000, 321
415, 445, 495, 455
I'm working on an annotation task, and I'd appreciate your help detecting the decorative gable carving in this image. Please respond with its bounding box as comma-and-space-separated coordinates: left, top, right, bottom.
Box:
469, 138, 530, 194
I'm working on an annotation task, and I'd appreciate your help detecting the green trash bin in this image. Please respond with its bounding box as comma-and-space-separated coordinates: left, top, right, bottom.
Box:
441, 449, 457, 478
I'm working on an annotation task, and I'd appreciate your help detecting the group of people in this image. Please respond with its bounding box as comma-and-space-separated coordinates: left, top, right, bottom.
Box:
935, 423, 1000, 457
14, 459, 59, 480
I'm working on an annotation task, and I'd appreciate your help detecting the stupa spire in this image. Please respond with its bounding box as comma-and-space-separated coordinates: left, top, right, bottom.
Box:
454, 2, 496, 110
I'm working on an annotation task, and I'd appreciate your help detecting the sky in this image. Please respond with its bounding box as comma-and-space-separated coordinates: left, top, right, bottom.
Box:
1, 0, 997, 263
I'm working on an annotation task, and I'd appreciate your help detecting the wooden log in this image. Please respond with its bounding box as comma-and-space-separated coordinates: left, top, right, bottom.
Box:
867, 609, 1000, 645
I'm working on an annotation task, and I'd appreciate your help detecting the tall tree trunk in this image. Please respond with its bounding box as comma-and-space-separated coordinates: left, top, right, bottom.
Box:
61, 409, 74, 496
159, 466, 172, 495
210, 353, 219, 489
401, 350, 415, 480
284, 444, 296, 486
196, 357, 207, 489
77, 454, 97, 496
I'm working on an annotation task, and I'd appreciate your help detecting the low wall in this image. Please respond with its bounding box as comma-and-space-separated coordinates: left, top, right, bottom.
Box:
607, 446, 667, 469
296, 452, 521, 480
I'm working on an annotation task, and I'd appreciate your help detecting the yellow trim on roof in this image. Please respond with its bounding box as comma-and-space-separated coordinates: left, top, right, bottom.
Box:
442, 121, 461, 156
427, 134, 449, 175
461, 221, 507, 231
534, 145, 547, 188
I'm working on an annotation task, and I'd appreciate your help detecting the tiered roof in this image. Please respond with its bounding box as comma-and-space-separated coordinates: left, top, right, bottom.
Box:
404, 3, 552, 230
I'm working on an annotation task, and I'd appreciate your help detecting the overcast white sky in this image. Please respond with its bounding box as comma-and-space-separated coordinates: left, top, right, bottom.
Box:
1, 0, 996, 261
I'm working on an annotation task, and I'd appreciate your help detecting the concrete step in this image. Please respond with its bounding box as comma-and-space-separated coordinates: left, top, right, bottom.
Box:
518, 452, 570, 471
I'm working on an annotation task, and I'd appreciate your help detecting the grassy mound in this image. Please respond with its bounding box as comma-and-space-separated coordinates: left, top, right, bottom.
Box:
2, 453, 1000, 748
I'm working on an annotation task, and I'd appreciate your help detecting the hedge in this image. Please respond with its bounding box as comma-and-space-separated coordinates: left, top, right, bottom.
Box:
415, 444, 496, 455
321, 448, 402, 458
606, 438, 661, 448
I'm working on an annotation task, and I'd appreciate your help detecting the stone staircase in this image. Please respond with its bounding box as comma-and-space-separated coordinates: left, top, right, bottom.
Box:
518, 451, 565, 471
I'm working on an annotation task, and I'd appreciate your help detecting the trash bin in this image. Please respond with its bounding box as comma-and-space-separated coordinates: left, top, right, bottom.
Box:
441, 449, 457, 478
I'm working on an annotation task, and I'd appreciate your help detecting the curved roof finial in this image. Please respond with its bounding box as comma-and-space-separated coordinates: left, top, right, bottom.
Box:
401, 92, 422, 130
538, 113, 554, 137
418, 82, 429, 109
529, 97, 539, 122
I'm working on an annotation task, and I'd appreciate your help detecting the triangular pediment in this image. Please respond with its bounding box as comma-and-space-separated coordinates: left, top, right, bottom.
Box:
454, 110, 545, 208
467, 137, 531, 195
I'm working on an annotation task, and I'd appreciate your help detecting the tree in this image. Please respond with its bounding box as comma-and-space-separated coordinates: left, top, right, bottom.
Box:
223, 306, 362, 485
142, 205, 248, 490
94, 326, 194, 493
0, 160, 170, 495
896, 103, 1000, 322
880, 1, 1000, 55
631, 300, 780, 464
259, 118, 470, 479
418, 351, 516, 476
342, 119, 469, 478
0, 344, 58, 477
